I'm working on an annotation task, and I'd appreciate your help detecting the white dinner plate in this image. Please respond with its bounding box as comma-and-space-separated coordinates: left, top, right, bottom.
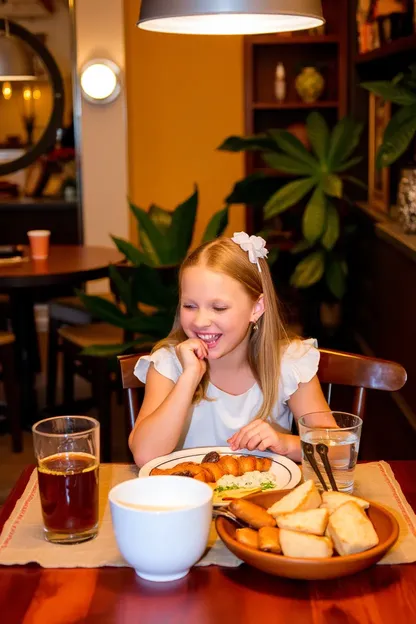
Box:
139, 446, 301, 504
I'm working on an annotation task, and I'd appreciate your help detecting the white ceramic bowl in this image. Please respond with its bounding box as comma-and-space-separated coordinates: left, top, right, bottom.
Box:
109, 476, 213, 582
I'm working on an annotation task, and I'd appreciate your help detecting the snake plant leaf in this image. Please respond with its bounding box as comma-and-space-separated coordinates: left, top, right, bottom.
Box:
290, 251, 325, 288
321, 202, 340, 251
148, 204, 173, 234
75, 291, 130, 329
169, 187, 198, 263
218, 134, 277, 152
335, 155, 363, 172
328, 118, 364, 171
108, 265, 135, 315
302, 186, 326, 243
128, 200, 170, 265
361, 81, 416, 106
123, 310, 174, 336
263, 152, 316, 175
111, 235, 153, 267
264, 177, 316, 219
268, 129, 318, 170
131, 264, 178, 309
321, 174, 343, 198
306, 112, 330, 162
290, 239, 314, 254
325, 258, 346, 299
225, 172, 281, 206
376, 112, 416, 168
202, 206, 229, 242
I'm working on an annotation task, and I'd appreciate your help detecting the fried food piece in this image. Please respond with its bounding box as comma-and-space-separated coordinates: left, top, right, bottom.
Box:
327, 502, 379, 556
235, 528, 259, 550
194, 470, 210, 482
229, 499, 276, 529
280, 529, 333, 558
260, 457, 272, 471
202, 451, 220, 463
238, 455, 257, 473
254, 456, 264, 471
219, 455, 241, 476
258, 527, 281, 554
200, 462, 224, 482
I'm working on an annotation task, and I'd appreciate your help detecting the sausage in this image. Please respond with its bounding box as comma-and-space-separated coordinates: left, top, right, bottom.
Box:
258, 527, 281, 554
229, 499, 276, 529
235, 528, 259, 550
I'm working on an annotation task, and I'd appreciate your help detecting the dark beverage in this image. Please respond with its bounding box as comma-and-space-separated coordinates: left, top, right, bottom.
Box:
37, 452, 99, 541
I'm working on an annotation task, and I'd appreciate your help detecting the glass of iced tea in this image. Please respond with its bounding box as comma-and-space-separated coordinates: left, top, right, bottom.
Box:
32, 416, 100, 544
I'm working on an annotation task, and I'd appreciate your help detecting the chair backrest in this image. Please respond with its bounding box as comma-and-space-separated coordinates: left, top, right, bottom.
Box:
118, 348, 408, 433
318, 348, 407, 420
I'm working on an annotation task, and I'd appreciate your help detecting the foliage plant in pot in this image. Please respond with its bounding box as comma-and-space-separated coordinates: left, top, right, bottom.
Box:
362, 65, 416, 233
218, 112, 364, 337
78, 187, 229, 356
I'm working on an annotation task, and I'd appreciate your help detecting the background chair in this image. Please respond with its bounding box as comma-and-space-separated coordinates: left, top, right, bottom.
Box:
0, 331, 22, 452
118, 349, 408, 440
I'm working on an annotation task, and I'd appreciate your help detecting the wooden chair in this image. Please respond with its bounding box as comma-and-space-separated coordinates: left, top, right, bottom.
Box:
118, 349, 408, 436
0, 331, 22, 452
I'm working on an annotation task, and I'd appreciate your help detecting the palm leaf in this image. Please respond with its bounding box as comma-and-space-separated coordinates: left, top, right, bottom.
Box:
169, 187, 198, 263
76, 291, 130, 328
377, 115, 416, 168
148, 204, 172, 234
361, 81, 416, 106
325, 258, 346, 299
268, 129, 318, 170
202, 206, 229, 242
306, 112, 330, 162
111, 235, 152, 267
321, 174, 343, 198
225, 172, 280, 206
218, 135, 277, 152
264, 177, 316, 219
128, 200, 169, 265
302, 186, 326, 243
262, 153, 316, 175
335, 155, 363, 172
321, 202, 340, 250
328, 118, 364, 171
343, 175, 367, 191
290, 251, 325, 288
81, 341, 140, 357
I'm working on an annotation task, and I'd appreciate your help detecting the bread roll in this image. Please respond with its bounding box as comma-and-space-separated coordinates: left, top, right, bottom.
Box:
280, 529, 333, 558
235, 528, 259, 549
320, 491, 370, 514
327, 501, 379, 556
267, 480, 322, 517
276, 508, 329, 536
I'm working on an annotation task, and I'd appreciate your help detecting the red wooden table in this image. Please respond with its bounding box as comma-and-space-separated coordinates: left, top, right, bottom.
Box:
1, 462, 416, 624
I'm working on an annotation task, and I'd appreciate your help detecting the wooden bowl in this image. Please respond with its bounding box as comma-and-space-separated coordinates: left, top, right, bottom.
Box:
216, 490, 399, 580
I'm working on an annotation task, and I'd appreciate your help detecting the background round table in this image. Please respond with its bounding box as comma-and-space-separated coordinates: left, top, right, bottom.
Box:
0, 245, 124, 421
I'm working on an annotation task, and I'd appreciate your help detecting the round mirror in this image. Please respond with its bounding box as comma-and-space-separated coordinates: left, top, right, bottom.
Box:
0, 19, 64, 176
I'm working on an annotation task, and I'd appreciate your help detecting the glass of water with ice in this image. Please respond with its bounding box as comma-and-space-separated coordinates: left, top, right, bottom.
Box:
298, 412, 363, 493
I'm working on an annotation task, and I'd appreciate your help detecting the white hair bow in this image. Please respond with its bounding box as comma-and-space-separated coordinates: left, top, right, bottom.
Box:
231, 231, 269, 273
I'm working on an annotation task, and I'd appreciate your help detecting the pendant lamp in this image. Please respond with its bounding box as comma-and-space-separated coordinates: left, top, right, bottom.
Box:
0, 21, 36, 81
137, 0, 324, 35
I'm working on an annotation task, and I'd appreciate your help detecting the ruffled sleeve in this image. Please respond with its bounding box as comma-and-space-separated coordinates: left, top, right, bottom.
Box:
134, 347, 182, 384
280, 338, 320, 403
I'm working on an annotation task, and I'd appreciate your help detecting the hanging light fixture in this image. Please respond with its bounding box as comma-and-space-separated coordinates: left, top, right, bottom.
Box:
0, 20, 36, 81
137, 0, 324, 35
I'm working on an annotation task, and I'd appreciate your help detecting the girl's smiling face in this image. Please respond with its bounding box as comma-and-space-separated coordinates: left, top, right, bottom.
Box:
180, 266, 264, 360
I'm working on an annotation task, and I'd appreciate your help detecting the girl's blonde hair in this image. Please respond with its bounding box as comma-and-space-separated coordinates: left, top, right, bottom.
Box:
153, 237, 289, 421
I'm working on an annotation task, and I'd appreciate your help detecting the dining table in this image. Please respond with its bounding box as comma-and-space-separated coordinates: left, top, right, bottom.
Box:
0, 245, 123, 420
0, 460, 415, 624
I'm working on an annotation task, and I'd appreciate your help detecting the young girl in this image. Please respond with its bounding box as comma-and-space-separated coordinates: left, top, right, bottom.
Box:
129, 232, 330, 467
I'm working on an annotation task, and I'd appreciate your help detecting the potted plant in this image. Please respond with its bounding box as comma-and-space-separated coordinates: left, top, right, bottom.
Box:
79, 187, 229, 355
218, 112, 364, 336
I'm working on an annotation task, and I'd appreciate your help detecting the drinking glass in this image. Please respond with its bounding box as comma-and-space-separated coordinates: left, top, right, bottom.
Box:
32, 416, 100, 544
298, 411, 362, 493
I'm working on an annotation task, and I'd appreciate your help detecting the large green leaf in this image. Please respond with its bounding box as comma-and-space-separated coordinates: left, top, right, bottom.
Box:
111, 235, 152, 266
328, 118, 364, 171
335, 155, 363, 172
76, 291, 130, 328
302, 186, 326, 243
268, 129, 318, 170
267, 247, 279, 265
321, 202, 340, 250
264, 177, 316, 219
218, 134, 277, 153
148, 204, 172, 234
225, 172, 281, 206
377, 112, 416, 168
361, 81, 416, 106
325, 259, 346, 299
290, 251, 325, 288
131, 264, 178, 309
108, 265, 135, 315
202, 206, 229, 242
290, 239, 314, 254
129, 200, 169, 265
343, 175, 367, 191
306, 112, 330, 162
383, 103, 416, 142
169, 188, 198, 263
262, 153, 316, 175
321, 174, 342, 198
123, 311, 173, 336
81, 341, 139, 357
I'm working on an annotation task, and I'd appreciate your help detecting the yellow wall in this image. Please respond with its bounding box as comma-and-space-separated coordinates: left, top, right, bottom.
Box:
124, 0, 245, 246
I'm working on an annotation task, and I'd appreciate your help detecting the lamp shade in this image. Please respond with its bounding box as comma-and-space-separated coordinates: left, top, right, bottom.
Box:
0, 33, 36, 80
137, 0, 324, 35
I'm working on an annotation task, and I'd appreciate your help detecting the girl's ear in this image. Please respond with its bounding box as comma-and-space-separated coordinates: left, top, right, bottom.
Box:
251, 294, 265, 323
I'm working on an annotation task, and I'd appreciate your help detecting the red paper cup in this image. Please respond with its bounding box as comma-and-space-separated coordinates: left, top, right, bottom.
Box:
27, 230, 51, 260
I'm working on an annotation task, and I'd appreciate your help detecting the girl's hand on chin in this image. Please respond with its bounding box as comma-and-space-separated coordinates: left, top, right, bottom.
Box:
175, 338, 208, 383
228, 420, 294, 456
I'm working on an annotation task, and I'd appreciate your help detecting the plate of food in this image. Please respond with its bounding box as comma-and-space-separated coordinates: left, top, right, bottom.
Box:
215, 481, 399, 580
139, 447, 301, 506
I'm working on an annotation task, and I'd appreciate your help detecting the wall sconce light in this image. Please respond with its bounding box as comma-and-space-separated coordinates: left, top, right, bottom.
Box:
2, 81, 12, 99
80, 59, 121, 104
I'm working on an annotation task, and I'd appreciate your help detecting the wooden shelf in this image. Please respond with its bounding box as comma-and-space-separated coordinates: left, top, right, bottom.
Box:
248, 34, 340, 45
355, 33, 416, 64
252, 101, 339, 110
